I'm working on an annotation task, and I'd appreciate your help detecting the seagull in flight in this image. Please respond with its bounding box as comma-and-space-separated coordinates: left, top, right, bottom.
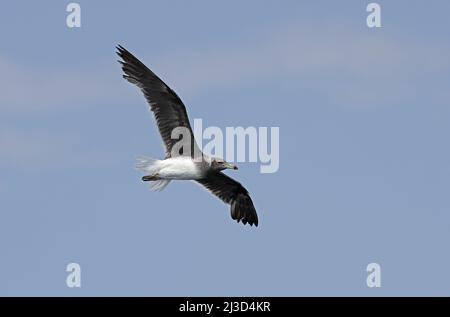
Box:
116, 45, 258, 227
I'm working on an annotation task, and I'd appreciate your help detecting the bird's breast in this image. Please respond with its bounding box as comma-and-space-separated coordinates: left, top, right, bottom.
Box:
158, 157, 203, 180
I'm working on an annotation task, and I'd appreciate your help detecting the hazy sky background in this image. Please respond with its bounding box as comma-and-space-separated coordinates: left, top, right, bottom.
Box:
1, 1, 449, 296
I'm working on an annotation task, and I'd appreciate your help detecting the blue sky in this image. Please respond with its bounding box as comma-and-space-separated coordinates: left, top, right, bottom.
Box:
1, 1, 450, 296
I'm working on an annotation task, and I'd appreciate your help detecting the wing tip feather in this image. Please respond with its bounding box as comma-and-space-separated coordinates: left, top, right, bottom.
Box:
231, 193, 259, 227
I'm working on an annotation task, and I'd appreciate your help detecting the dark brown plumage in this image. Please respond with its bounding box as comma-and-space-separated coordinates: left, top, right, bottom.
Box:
117, 45, 199, 158
197, 172, 258, 226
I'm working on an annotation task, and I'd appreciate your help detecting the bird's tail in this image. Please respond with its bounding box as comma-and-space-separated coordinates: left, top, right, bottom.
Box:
135, 156, 170, 191
136, 156, 160, 174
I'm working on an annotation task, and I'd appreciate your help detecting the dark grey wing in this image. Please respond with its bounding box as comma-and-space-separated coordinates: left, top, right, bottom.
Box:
117, 45, 200, 158
197, 172, 258, 227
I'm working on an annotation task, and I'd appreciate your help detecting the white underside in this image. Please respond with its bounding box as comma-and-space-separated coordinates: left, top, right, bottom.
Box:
157, 157, 204, 180
136, 156, 204, 180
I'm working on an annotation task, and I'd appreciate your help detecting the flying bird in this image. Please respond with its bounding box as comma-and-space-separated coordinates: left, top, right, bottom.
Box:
116, 45, 258, 227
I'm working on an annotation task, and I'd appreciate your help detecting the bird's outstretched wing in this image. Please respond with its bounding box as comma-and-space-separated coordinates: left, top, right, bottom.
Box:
117, 45, 200, 158
197, 172, 258, 226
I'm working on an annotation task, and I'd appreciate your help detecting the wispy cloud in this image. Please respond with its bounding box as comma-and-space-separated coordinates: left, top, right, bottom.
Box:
0, 128, 114, 170
1, 21, 449, 115
0, 57, 131, 113
154, 23, 450, 107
